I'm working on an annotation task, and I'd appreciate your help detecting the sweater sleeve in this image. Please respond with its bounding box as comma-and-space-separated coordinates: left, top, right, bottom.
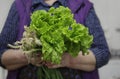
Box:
0, 2, 19, 68
84, 8, 110, 68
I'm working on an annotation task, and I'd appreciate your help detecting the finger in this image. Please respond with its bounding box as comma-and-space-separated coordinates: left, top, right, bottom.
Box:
34, 61, 45, 67
47, 64, 63, 68
45, 62, 55, 67
35, 63, 42, 67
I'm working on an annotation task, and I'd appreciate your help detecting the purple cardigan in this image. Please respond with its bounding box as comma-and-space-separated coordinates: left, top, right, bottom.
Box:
7, 0, 99, 79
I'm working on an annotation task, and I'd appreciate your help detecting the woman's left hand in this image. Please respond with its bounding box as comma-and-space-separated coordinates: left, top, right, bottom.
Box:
45, 53, 70, 68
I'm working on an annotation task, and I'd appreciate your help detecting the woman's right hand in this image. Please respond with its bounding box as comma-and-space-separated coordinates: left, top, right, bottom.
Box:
1, 49, 44, 70
1, 49, 28, 70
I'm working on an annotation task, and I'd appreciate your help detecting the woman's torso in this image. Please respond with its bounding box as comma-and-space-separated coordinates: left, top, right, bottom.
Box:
18, 0, 82, 79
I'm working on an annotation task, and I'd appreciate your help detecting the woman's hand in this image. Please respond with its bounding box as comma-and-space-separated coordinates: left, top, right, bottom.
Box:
1, 49, 44, 70
45, 53, 70, 68
1, 49, 28, 70
45, 50, 96, 72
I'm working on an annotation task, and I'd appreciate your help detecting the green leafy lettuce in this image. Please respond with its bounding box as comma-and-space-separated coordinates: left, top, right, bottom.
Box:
29, 6, 93, 64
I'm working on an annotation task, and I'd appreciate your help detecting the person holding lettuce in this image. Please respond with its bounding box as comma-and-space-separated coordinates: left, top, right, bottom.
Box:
0, 0, 110, 79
